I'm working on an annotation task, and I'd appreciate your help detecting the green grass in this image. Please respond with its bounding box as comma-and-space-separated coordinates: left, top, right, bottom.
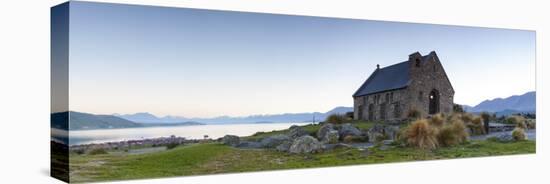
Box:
70, 140, 535, 183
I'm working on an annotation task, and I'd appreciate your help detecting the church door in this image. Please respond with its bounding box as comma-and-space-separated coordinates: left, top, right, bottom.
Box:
429, 89, 440, 114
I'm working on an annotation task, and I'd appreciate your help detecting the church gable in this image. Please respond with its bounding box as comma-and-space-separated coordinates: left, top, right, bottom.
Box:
353, 51, 454, 121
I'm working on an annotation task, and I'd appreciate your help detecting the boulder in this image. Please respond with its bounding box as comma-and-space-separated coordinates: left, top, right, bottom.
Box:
288, 125, 309, 139
323, 130, 340, 144
260, 134, 291, 148
237, 141, 263, 149
317, 123, 335, 140
367, 124, 400, 142
384, 125, 400, 140
276, 141, 292, 152
289, 135, 323, 154
222, 135, 240, 147
367, 132, 384, 143
339, 123, 362, 138
495, 132, 514, 142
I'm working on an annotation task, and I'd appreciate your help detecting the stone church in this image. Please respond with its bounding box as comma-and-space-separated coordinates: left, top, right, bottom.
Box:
353, 51, 454, 121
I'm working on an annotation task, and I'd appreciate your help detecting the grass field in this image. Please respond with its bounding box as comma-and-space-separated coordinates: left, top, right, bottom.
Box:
69, 139, 535, 183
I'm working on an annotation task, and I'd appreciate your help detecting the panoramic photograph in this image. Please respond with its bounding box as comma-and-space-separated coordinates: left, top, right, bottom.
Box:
51, 1, 536, 183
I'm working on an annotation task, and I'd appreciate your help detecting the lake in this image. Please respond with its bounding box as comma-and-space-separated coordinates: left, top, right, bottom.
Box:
59, 122, 313, 145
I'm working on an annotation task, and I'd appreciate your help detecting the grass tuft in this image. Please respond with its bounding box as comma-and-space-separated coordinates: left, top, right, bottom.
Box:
404, 119, 438, 150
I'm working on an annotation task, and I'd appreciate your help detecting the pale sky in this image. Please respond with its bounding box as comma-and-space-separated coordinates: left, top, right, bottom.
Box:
65, 1, 536, 118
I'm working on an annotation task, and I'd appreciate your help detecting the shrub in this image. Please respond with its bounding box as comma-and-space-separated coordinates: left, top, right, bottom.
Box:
166, 142, 180, 150
512, 128, 526, 141
438, 118, 468, 146
405, 119, 438, 150
506, 115, 525, 125
88, 148, 108, 155
394, 129, 408, 147
345, 111, 354, 120
460, 113, 474, 124
407, 108, 422, 120
450, 118, 469, 143
453, 104, 465, 113
468, 116, 486, 135
429, 113, 445, 127
326, 114, 346, 124
480, 112, 491, 124
526, 119, 536, 129
516, 121, 527, 129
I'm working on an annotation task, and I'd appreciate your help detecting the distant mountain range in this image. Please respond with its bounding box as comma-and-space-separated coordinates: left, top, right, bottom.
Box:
53, 91, 534, 130
115, 106, 354, 125
464, 91, 535, 116
51, 111, 203, 130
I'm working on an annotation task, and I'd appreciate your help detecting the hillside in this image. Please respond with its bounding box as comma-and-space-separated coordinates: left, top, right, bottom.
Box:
68, 111, 142, 130
115, 106, 354, 124
467, 91, 535, 113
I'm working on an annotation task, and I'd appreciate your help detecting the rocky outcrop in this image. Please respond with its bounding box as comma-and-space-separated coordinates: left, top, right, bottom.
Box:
367, 124, 400, 142
237, 141, 263, 149
289, 125, 309, 139
317, 124, 339, 144
323, 130, 340, 144
222, 135, 240, 146
289, 135, 323, 154
494, 132, 514, 142
338, 123, 362, 138
276, 141, 292, 152
317, 124, 335, 140
260, 134, 291, 148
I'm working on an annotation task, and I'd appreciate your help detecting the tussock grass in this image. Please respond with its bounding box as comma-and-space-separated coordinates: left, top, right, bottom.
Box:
506, 115, 526, 126
468, 116, 486, 135
460, 113, 474, 124
404, 119, 439, 150
526, 119, 536, 129
512, 128, 526, 141
429, 113, 445, 127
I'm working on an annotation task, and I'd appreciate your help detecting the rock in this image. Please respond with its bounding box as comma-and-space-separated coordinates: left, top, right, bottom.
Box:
333, 143, 353, 149
367, 124, 400, 142
381, 140, 394, 145
495, 132, 514, 142
276, 141, 292, 152
367, 132, 384, 143
289, 125, 309, 139
323, 130, 340, 144
222, 135, 240, 147
260, 134, 291, 148
384, 125, 400, 140
237, 141, 263, 149
289, 135, 323, 154
317, 123, 335, 140
339, 123, 362, 138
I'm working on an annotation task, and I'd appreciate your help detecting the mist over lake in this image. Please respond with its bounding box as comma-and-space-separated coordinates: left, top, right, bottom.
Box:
66, 122, 311, 145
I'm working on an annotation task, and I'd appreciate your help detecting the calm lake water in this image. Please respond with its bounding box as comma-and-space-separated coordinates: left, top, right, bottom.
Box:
63, 122, 312, 145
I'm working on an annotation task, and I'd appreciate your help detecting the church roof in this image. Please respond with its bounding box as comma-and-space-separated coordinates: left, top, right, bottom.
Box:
353, 53, 433, 97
